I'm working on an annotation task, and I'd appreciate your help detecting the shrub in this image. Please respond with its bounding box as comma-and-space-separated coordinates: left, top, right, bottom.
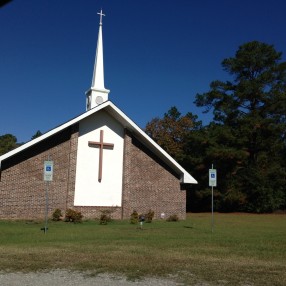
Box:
64, 209, 83, 223
166, 214, 179, 222
99, 209, 113, 225
145, 209, 154, 223
130, 210, 139, 224
52, 208, 62, 221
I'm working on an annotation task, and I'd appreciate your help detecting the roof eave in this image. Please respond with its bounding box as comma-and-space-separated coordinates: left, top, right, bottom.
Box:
105, 103, 198, 184
0, 101, 198, 184
0, 101, 110, 162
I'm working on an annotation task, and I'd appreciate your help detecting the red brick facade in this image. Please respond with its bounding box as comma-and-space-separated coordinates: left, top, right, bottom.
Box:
0, 125, 79, 220
122, 130, 186, 220
0, 125, 186, 220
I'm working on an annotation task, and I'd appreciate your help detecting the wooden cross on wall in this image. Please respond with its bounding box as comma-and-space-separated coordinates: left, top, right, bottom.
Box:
88, 130, 114, 182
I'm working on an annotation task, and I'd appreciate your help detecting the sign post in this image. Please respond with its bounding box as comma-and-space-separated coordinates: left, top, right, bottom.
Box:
43, 160, 53, 233
209, 164, 217, 232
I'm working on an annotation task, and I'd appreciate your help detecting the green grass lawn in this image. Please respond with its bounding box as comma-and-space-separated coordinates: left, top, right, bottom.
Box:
0, 213, 285, 285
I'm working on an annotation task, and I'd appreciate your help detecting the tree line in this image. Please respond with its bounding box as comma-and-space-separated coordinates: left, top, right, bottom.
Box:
145, 41, 286, 213
0, 131, 42, 156
1, 41, 285, 213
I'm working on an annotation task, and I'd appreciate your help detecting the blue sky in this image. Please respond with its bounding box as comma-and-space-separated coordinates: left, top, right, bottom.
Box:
1, 0, 286, 143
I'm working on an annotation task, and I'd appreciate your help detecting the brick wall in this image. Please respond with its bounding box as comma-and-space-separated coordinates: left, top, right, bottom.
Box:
0, 125, 186, 221
122, 130, 186, 220
0, 125, 79, 220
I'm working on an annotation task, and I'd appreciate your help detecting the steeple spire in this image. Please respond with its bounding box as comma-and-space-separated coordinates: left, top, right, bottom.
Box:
86, 9, 110, 111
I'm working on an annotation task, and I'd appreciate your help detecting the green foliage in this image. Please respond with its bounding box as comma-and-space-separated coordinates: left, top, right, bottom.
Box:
31, 130, 42, 140
144, 209, 154, 223
52, 209, 62, 221
131, 210, 154, 224
193, 41, 286, 213
0, 134, 18, 155
147, 41, 286, 213
187, 186, 223, 213
145, 106, 202, 162
64, 209, 83, 223
99, 209, 113, 225
130, 210, 139, 224
166, 214, 179, 222
236, 165, 286, 213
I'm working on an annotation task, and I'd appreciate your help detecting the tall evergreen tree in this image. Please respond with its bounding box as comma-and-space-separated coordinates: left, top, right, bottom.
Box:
31, 130, 42, 140
195, 41, 286, 212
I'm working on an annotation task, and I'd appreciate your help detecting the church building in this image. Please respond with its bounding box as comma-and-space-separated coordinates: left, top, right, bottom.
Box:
0, 10, 197, 220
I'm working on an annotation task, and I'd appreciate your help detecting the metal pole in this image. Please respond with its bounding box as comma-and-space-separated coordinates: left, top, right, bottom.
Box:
44, 181, 49, 234
43, 155, 50, 234
211, 185, 214, 233
211, 164, 214, 233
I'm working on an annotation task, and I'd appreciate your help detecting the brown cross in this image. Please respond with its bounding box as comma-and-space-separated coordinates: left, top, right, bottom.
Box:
88, 130, 114, 182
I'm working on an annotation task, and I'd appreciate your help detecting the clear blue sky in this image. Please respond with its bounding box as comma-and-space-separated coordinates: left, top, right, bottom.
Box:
1, 0, 286, 143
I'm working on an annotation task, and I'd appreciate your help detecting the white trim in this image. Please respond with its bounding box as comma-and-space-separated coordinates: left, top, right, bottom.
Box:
0, 101, 197, 184
0, 102, 110, 162
105, 103, 197, 184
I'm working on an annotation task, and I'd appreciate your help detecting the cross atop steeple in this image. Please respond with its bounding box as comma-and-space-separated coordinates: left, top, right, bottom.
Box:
85, 8, 110, 111
97, 9, 105, 26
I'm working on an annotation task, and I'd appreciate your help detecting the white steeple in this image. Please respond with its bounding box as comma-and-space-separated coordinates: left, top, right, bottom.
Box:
86, 9, 110, 111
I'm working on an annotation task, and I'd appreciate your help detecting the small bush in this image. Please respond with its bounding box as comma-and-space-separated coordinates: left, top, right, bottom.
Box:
99, 209, 113, 225
52, 208, 62, 221
130, 210, 139, 224
145, 209, 154, 223
166, 214, 179, 222
65, 209, 83, 223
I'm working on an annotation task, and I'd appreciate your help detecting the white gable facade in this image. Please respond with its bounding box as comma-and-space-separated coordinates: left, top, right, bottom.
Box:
74, 110, 124, 206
